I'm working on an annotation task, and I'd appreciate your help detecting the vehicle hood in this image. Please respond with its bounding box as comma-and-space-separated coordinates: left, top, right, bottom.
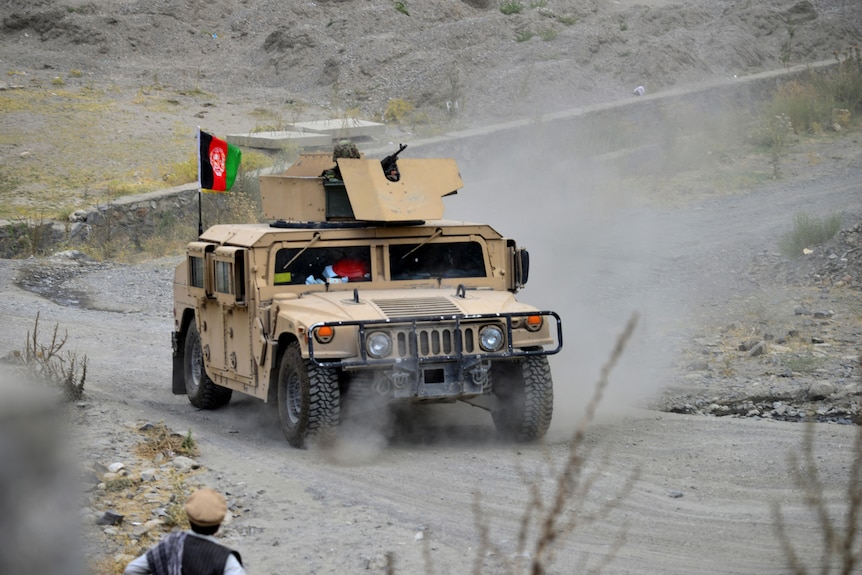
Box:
271, 287, 538, 328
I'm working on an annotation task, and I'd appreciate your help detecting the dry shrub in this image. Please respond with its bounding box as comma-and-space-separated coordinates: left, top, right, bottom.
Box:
823, 45, 862, 115
511, 313, 639, 575
135, 421, 198, 460
82, 215, 132, 261
201, 170, 262, 227
163, 153, 198, 186
769, 80, 833, 135
0, 216, 55, 258
7, 312, 87, 400
420, 313, 640, 575
768, 51, 862, 134
778, 212, 842, 258
139, 213, 197, 258
383, 98, 414, 125
104, 477, 136, 492
162, 472, 193, 529
772, 416, 862, 575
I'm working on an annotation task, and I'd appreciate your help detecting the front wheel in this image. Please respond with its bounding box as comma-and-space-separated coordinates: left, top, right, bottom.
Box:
490, 354, 554, 442
277, 342, 340, 448
183, 323, 232, 409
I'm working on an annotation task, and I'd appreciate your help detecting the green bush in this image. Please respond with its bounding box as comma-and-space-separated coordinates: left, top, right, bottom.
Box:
164, 153, 198, 186
539, 28, 558, 41
779, 212, 841, 257
241, 149, 274, 172
383, 98, 414, 124
820, 45, 862, 114
500, 0, 523, 15
768, 50, 862, 133
768, 80, 833, 134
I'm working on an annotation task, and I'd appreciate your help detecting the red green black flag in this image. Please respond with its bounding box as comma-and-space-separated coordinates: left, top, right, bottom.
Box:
198, 128, 241, 192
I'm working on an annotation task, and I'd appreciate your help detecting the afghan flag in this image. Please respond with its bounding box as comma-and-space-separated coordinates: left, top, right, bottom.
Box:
198, 128, 241, 192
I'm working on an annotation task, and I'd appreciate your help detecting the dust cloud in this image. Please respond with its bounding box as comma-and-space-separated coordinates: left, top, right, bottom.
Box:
444, 105, 728, 439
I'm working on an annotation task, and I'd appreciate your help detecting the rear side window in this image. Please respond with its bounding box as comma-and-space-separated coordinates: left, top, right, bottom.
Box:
189, 255, 205, 288
214, 260, 232, 293
390, 242, 486, 280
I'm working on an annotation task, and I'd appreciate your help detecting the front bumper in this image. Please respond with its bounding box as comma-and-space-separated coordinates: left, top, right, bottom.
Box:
307, 311, 562, 399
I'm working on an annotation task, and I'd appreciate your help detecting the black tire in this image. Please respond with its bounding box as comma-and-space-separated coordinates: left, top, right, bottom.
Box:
277, 342, 340, 448
490, 354, 554, 442
183, 323, 232, 409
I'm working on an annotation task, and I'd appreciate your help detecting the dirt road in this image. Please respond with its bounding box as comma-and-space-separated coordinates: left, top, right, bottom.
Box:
1, 128, 860, 574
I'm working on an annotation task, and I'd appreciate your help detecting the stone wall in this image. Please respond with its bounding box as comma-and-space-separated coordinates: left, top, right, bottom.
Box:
69, 183, 201, 247
0, 184, 199, 258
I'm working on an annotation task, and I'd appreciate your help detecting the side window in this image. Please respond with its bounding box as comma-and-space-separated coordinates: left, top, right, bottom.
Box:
214, 260, 232, 293
390, 242, 486, 280
189, 255, 205, 288
186, 242, 215, 296
212, 247, 246, 305
275, 246, 371, 285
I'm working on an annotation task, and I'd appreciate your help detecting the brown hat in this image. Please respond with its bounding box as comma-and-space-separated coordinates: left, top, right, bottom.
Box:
184, 488, 227, 527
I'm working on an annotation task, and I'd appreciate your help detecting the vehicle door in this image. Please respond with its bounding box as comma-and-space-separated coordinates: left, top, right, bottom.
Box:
208, 246, 256, 387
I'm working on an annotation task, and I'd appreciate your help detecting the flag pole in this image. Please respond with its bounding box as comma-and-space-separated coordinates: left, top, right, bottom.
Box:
196, 126, 203, 237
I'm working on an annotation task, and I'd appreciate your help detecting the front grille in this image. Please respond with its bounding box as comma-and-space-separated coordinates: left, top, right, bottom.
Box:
392, 324, 479, 359
372, 297, 462, 318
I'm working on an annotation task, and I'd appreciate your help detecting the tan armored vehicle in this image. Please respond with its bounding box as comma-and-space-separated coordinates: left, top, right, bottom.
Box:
172, 146, 563, 448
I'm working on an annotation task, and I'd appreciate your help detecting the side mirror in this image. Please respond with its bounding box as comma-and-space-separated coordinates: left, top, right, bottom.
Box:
515, 248, 530, 288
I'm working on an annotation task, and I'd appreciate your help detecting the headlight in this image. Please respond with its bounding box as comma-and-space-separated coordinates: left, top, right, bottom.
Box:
479, 325, 505, 352
366, 331, 392, 358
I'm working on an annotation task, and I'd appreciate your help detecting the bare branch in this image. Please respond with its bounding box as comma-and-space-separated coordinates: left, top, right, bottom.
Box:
529, 312, 639, 575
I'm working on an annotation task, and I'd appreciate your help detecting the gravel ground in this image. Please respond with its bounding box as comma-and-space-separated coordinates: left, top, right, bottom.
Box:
0, 127, 859, 574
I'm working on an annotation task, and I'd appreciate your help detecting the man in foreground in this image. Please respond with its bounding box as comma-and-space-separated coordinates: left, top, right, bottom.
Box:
124, 487, 246, 575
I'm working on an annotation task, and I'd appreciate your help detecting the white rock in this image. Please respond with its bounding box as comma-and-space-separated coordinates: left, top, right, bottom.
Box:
170, 456, 199, 471
140, 469, 158, 482
808, 381, 835, 400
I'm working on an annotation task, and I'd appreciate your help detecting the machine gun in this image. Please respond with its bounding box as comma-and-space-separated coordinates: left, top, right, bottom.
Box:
381, 144, 407, 180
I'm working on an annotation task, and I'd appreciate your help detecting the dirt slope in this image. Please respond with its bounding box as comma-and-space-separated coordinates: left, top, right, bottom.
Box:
1, 0, 860, 217
2, 0, 861, 127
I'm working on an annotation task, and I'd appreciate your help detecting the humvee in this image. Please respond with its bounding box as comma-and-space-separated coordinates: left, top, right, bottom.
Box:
171, 147, 563, 448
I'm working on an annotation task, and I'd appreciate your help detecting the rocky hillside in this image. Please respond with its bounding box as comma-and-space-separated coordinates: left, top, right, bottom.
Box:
2, 0, 860, 128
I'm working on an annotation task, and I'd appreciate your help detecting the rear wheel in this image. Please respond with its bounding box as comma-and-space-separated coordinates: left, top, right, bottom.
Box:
277, 342, 340, 448
491, 353, 553, 442
183, 323, 232, 409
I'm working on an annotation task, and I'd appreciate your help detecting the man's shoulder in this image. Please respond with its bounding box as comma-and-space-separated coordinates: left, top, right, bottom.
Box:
183, 532, 243, 566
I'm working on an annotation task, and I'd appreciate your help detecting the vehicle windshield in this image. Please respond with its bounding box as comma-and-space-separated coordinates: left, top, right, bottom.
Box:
390, 241, 486, 280
275, 246, 371, 285
273, 240, 487, 285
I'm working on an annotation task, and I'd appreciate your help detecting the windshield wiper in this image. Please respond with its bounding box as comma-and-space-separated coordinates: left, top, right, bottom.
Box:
400, 227, 442, 260
281, 232, 321, 270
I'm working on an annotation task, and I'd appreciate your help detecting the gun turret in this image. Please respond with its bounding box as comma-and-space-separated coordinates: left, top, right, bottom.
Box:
381, 144, 407, 180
